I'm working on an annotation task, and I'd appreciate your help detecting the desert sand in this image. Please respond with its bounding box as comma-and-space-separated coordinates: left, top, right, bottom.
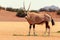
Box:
0, 22, 60, 40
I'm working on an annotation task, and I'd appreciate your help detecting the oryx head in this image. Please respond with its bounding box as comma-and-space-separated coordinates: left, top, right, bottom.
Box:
16, 1, 31, 17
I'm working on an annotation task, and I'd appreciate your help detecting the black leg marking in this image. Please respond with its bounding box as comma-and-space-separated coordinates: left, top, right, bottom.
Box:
45, 21, 50, 36
33, 24, 35, 35
29, 24, 32, 35
29, 24, 32, 29
45, 21, 50, 29
33, 24, 35, 29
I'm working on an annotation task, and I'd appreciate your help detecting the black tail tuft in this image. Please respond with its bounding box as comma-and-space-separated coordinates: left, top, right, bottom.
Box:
51, 19, 55, 26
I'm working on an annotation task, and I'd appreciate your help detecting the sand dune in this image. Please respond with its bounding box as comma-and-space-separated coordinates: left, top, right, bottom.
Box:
0, 10, 60, 21
0, 10, 26, 21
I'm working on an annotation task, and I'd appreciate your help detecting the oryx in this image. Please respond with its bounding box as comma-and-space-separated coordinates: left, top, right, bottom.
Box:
16, 2, 55, 36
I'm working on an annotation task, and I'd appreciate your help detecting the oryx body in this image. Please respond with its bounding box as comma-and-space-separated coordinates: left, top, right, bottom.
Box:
25, 12, 51, 24
25, 12, 54, 36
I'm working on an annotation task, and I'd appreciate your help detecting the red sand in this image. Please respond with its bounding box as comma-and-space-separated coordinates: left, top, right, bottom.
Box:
0, 10, 27, 21
0, 10, 60, 21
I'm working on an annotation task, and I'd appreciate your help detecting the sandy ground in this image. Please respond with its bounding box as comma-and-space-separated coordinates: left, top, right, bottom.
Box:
0, 22, 60, 40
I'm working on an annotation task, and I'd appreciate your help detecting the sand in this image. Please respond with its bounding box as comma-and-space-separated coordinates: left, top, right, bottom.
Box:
0, 22, 60, 40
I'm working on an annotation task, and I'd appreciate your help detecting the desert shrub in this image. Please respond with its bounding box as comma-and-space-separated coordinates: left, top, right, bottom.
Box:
39, 8, 57, 12
1, 7, 5, 10
6, 7, 13, 11
30, 10, 38, 13
16, 8, 27, 17
57, 31, 60, 33
6, 7, 19, 12
57, 10, 60, 15
39, 8, 47, 12
0, 6, 5, 10
48, 8, 56, 12
13, 9, 19, 12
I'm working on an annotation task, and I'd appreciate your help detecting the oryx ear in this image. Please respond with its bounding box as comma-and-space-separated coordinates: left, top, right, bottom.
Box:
27, 2, 31, 12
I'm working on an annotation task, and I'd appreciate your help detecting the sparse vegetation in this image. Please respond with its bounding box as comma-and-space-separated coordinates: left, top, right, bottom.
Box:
48, 8, 56, 12
39, 8, 47, 12
13, 34, 38, 36
39, 8, 57, 12
6, 7, 19, 12
57, 10, 60, 15
0, 6, 5, 10
16, 8, 27, 17
57, 31, 60, 33
30, 10, 38, 13
0, 5, 60, 16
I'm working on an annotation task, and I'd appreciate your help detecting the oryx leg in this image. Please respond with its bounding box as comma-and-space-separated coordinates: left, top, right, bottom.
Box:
44, 27, 47, 35
45, 21, 50, 36
33, 24, 35, 35
47, 26, 50, 36
29, 24, 32, 35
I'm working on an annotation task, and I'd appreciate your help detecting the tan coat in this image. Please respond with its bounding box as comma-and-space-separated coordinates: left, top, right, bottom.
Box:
25, 12, 51, 24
